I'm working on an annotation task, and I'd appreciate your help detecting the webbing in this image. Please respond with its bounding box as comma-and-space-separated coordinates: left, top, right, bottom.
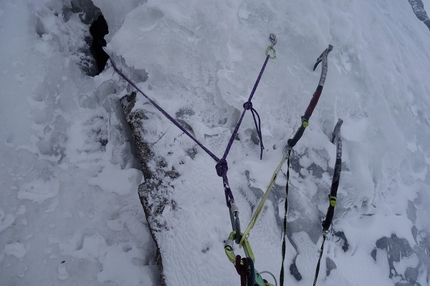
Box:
235, 255, 251, 286
279, 148, 291, 286
313, 119, 343, 286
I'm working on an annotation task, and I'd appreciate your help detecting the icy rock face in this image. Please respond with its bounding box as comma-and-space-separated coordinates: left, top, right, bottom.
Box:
33, 0, 98, 76
371, 228, 430, 285
121, 88, 209, 285
1, 1, 160, 285
120, 92, 179, 285
36, 0, 110, 76
374, 235, 416, 281
120, 92, 181, 233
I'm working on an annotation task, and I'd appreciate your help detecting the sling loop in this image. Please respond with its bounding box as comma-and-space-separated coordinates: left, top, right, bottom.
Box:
219, 34, 277, 243
313, 119, 343, 286
244, 101, 264, 159
238, 257, 249, 286
235, 256, 263, 286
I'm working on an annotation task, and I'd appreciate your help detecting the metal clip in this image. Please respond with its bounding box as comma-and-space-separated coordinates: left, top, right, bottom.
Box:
229, 201, 242, 244
225, 238, 234, 249
230, 201, 239, 216
269, 33, 277, 46
265, 46, 277, 59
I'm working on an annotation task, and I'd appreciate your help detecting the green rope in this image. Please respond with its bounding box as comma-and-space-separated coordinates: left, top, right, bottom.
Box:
240, 151, 289, 247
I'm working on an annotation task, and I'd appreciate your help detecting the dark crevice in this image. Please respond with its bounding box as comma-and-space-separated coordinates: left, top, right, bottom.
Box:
65, 0, 109, 76
89, 15, 109, 75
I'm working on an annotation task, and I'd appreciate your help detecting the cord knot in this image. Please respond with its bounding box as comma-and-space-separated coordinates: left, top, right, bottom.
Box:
215, 159, 228, 177
243, 101, 253, 110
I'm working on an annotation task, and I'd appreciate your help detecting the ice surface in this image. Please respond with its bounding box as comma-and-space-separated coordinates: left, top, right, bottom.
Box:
1, 0, 430, 285
111, 0, 430, 285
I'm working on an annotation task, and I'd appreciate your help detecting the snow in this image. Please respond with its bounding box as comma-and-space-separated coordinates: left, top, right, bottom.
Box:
18, 178, 59, 203
1, 0, 430, 285
1, 0, 159, 285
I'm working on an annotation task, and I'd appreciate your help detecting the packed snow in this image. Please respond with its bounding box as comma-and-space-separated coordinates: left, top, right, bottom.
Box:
1, 0, 430, 285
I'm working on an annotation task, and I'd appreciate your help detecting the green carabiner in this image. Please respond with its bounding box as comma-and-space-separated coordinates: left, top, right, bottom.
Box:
265, 46, 276, 59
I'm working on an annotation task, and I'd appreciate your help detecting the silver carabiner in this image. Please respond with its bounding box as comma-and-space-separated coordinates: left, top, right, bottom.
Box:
229, 201, 242, 244
269, 33, 277, 46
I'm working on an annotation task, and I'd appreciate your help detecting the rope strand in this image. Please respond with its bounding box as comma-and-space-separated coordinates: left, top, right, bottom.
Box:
111, 59, 220, 163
